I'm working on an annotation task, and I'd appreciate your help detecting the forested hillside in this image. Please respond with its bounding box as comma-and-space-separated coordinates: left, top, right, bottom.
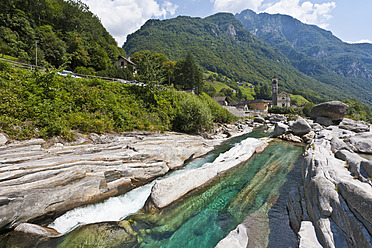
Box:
0, 0, 124, 72
123, 13, 365, 104
235, 9, 372, 107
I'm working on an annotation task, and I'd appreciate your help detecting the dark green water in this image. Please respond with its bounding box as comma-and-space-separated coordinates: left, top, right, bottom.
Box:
0, 128, 304, 247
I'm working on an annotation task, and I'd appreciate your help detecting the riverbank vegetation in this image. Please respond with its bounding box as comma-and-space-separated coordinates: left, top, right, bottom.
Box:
0, 64, 236, 140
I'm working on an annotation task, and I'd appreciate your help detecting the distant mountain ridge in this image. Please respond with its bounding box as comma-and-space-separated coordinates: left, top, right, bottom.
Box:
235, 9, 372, 106
123, 11, 371, 106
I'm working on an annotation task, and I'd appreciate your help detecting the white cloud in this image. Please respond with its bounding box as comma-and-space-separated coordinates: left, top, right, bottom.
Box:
347, 39, 372, 44
262, 0, 336, 29
82, 0, 178, 46
211, 0, 264, 13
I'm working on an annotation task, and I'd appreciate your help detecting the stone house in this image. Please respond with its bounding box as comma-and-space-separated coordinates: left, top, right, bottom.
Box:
214, 96, 229, 106
247, 99, 272, 111
116, 56, 137, 73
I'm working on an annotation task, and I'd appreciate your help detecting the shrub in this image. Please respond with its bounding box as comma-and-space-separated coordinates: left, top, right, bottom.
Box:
174, 94, 213, 133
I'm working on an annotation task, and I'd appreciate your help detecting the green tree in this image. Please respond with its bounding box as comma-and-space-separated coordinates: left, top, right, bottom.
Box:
131, 50, 167, 84
254, 83, 272, 100
174, 52, 203, 94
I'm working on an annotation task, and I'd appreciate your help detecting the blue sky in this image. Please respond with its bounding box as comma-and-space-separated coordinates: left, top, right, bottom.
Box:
82, 0, 372, 46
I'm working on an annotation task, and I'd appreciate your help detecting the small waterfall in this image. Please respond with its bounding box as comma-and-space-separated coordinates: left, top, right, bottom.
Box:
48, 182, 155, 234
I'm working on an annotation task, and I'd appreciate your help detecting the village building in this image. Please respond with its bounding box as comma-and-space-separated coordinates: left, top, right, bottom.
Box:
116, 55, 137, 73
276, 91, 291, 107
214, 96, 229, 106
247, 99, 272, 111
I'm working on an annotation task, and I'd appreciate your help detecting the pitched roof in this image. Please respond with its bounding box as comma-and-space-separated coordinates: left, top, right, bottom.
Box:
278, 91, 291, 97
117, 55, 137, 66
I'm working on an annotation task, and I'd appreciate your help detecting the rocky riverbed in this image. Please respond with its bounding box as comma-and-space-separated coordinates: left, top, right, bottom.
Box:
0, 120, 255, 234
217, 101, 372, 248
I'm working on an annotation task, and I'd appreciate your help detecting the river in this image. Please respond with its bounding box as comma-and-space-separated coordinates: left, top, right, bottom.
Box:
0, 128, 304, 247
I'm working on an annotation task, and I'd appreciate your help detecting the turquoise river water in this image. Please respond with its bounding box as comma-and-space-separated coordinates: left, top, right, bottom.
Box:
0, 128, 304, 247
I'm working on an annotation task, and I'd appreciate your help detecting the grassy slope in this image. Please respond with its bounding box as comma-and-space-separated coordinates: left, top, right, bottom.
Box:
0, 66, 236, 140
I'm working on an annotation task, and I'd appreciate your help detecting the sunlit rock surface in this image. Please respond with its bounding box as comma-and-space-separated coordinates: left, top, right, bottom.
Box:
0, 131, 234, 231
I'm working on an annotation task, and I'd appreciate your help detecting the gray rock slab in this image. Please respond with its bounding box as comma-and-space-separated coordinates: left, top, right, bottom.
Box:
339, 118, 370, 133
298, 221, 323, 248
310, 101, 349, 121
290, 116, 311, 135
347, 132, 372, 154
272, 122, 288, 138
150, 138, 267, 208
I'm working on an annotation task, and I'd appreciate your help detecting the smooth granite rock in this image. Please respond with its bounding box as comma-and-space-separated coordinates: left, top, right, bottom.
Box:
339, 118, 370, 133
14, 223, 60, 237
316, 116, 333, 127
215, 224, 248, 248
272, 122, 289, 138
268, 114, 287, 124
254, 116, 265, 123
361, 161, 372, 178
290, 117, 311, 135
298, 221, 323, 248
150, 138, 267, 208
310, 101, 349, 121
0, 131, 239, 232
347, 132, 372, 154
302, 134, 372, 248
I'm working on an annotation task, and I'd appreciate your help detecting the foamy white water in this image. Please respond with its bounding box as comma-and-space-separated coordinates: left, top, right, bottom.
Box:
48, 182, 155, 234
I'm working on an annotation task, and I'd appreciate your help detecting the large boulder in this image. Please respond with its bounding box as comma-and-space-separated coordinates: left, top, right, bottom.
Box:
268, 114, 287, 124
347, 132, 372, 154
339, 118, 370, 133
310, 101, 349, 121
272, 122, 289, 138
253, 116, 265, 123
290, 117, 311, 135
316, 116, 333, 127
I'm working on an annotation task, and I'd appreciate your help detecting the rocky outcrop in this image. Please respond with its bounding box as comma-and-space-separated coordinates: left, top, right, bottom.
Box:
290, 117, 311, 136
339, 118, 370, 133
0, 132, 232, 232
268, 114, 287, 124
310, 101, 349, 122
346, 132, 372, 154
150, 138, 268, 209
272, 122, 288, 138
288, 126, 372, 248
298, 221, 323, 248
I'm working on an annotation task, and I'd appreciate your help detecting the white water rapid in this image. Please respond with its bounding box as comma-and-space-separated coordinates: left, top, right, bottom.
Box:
48, 182, 155, 234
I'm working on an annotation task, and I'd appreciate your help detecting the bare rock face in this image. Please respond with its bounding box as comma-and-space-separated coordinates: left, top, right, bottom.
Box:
150, 138, 267, 209
316, 116, 333, 127
268, 114, 287, 124
339, 118, 370, 133
298, 221, 323, 248
310, 101, 349, 121
301, 130, 372, 248
346, 132, 372, 154
215, 224, 249, 248
0, 132, 226, 232
14, 223, 60, 237
272, 122, 289, 138
290, 117, 311, 136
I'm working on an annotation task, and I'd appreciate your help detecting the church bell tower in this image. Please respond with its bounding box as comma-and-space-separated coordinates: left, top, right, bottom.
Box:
272, 76, 278, 106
